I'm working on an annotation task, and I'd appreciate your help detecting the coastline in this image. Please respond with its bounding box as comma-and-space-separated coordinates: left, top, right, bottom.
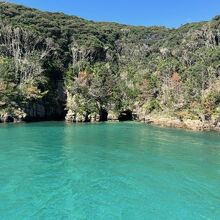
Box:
1, 114, 220, 132
140, 116, 220, 132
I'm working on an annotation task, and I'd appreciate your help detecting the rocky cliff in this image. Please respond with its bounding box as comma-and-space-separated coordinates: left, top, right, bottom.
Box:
1, 3, 220, 130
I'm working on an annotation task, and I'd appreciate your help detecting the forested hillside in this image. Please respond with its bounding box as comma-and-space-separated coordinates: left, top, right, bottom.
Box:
1, 2, 220, 130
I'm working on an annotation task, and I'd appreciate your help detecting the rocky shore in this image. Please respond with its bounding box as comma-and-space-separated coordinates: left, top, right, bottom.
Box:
141, 116, 220, 132
1, 108, 220, 132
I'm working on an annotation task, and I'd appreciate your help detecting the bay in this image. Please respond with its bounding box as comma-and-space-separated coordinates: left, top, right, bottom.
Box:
0, 122, 220, 219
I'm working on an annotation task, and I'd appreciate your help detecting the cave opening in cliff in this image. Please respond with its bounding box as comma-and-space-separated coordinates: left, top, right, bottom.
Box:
118, 110, 133, 121
215, 36, 219, 46
99, 108, 108, 122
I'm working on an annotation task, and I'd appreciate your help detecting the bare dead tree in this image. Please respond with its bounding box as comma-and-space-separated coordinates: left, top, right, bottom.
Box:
0, 21, 55, 85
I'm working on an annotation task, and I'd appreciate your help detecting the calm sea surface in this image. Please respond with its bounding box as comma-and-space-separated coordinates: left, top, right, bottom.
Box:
0, 122, 220, 219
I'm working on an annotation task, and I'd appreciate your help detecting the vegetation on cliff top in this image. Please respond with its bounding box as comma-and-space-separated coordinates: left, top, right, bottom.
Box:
0, 2, 220, 124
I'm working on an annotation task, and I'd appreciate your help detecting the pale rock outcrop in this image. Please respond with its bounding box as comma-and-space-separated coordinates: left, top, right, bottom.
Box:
107, 111, 118, 121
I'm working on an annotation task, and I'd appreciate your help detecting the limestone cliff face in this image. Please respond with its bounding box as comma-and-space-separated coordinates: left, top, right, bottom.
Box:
65, 92, 91, 123
25, 80, 66, 122
65, 92, 118, 122
0, 80, 66, 122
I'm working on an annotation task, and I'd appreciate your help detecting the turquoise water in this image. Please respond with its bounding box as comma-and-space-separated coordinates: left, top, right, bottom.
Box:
0, 122, 220, 220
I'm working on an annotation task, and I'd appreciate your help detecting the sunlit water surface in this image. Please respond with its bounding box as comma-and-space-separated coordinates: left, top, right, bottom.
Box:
0, 122, 220, 219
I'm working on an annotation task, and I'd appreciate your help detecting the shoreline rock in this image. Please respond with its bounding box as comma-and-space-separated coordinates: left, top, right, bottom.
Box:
141, 116, 220, 132
1, 111, 220, 132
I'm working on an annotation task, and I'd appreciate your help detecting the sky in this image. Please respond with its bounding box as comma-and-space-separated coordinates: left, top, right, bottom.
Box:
5, 0, 220, 28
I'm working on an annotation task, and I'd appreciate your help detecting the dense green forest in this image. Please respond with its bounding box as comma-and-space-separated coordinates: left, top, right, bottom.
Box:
0, 2, 220, 129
